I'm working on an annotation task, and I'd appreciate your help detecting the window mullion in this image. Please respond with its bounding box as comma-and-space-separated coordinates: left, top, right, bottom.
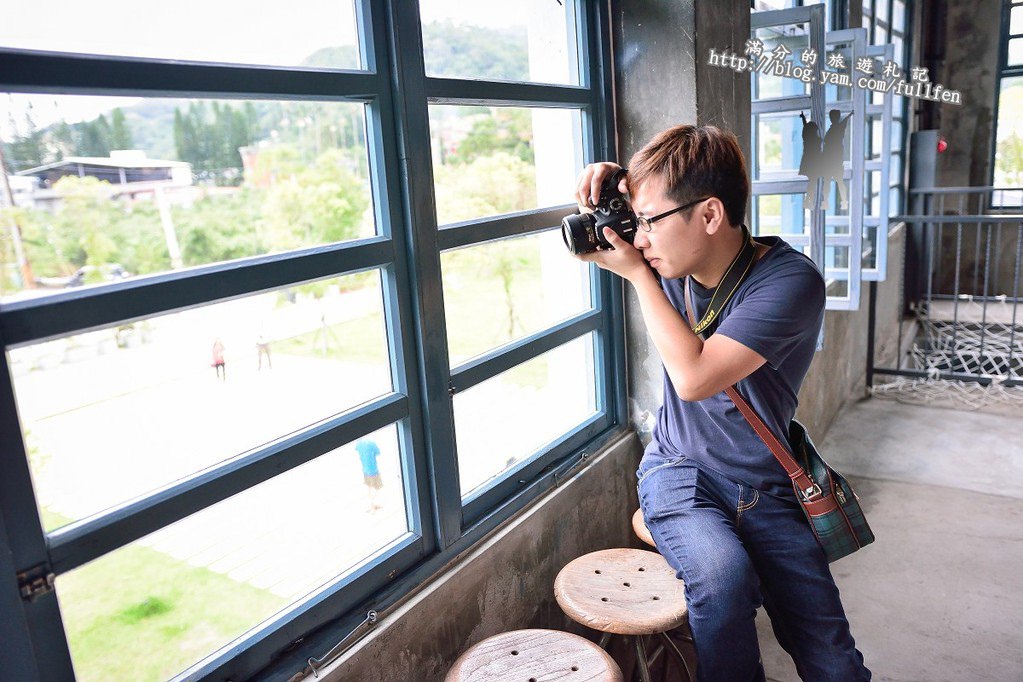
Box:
0, 342, 75, 681
363, 0, 439, 555
384, 0, 463, 549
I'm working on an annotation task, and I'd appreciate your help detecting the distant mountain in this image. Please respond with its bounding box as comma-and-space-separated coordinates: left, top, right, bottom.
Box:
6, 23, 531, 168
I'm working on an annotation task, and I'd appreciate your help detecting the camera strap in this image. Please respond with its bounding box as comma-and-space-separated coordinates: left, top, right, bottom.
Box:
687, 224, 758, 335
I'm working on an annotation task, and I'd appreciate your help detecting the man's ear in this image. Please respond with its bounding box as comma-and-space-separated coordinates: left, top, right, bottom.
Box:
702, 197, 727, 235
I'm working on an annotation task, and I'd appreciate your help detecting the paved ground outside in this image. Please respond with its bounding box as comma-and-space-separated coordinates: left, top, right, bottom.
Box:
755, 398, 1023, 682
10, 286, 595, 607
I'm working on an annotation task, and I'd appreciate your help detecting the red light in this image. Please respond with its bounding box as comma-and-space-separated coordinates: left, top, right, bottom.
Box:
937, 137, 948, 153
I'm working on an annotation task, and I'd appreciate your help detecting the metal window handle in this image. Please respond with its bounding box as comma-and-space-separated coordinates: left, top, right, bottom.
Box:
305, 610, 378, 678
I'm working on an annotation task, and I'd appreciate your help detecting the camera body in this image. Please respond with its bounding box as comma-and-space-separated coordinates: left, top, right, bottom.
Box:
561, 168, 638, 255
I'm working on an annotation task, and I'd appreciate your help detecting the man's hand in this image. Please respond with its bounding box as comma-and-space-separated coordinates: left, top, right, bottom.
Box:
575, 161, 630, 209
576, 226, 651, 283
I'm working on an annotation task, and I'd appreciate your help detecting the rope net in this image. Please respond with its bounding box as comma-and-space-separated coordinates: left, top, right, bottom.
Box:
871, 298, 1023, 411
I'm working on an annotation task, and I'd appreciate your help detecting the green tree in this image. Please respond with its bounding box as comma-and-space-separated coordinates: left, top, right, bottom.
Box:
261, 146, 369, 251
3, 104, 45, 170
446, 108, 534, 166
110, 108, 134, 151
175, 188, 265, 266
421, 20, 528, 81
50, 177, 118, 279
78, 114, 112, 157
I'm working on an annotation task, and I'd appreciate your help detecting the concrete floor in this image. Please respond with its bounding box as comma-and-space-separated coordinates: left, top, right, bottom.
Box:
755, 398, 1023, 682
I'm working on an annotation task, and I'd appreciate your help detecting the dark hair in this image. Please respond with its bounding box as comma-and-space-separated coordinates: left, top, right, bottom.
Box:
627, 125, 749, 227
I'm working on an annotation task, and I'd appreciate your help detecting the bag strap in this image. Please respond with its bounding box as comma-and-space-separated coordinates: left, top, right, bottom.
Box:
682, 277, 823, 502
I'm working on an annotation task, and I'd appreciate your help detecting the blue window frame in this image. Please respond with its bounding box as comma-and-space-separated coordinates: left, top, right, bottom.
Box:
0, 2, 624, 679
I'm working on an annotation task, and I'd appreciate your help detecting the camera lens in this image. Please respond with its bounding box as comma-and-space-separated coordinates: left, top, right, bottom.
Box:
561, 213, 598, 255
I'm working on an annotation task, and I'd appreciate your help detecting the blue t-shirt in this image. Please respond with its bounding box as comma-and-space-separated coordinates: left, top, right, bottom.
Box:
646, 236, 825, 500
356, 439, 381, 476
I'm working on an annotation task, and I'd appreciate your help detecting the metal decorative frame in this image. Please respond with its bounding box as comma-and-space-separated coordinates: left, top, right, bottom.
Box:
750, 6, 828, 294
861, 42, 894, 282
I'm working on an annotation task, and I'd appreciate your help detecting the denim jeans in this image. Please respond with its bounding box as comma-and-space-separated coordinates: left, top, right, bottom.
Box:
637, 453, 871, 682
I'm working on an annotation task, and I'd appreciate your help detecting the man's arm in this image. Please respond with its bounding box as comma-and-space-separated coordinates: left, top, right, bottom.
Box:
579, 225, 767, 401
626, 265, 767, 401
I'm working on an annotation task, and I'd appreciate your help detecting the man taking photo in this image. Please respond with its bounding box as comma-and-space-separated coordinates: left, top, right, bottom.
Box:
573, 124, 870, 681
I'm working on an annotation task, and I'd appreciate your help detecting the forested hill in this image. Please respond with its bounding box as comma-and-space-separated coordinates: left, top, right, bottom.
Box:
2, 21, 529, 173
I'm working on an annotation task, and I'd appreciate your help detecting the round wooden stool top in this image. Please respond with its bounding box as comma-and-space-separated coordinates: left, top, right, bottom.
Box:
554, 548, 687, 636
445, 628, 622, 682
632, 509, 655, 547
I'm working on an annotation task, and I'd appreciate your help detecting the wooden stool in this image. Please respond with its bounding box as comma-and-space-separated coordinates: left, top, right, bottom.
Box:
554, 549, 692, 682
445, 628, 623, 682
632, 509, 655, 547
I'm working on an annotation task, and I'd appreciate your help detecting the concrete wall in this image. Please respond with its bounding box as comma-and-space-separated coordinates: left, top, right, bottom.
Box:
316, 432, 643, 682
932, 0, 1003, 188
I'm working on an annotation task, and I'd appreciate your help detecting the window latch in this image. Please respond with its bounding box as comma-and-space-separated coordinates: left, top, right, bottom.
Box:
553, 451, 590, 487
17, 563, 55, 602
305, 609, 378, 678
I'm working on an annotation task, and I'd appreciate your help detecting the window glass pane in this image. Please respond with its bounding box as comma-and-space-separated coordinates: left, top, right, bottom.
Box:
868, 115, 884, 161
826, 244, 850, 269
454, 333, 597, 497
994, 77, 1023, 186
876, 0, 890, 24
753, 24, 811, 99
0, 94, 374, 302
753, 193, 807, 236
752, 0, 797, 9
1010, 38, 1023, 66
419, 0, 579, 85
0, 1, 362, 69
826, 277, 850, 298
442, 229, 591, 366
56, 424, 409, 682
429, 105, 582, 226
889, 186, 902, 217
862, 221, 879, 271
1013, 5, 1023, 35
893, 0, 907, 33
755, 111, 806, 181
12, 271, 392, 531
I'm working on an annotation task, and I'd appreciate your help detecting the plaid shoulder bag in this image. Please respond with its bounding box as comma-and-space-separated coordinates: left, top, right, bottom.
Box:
724, 386, 875, 563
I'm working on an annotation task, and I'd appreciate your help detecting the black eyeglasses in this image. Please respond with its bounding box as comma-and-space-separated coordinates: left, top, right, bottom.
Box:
636, 196, 712, 232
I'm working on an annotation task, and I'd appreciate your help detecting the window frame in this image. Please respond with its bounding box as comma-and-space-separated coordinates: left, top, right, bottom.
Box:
0, 1, 625, 680
992, 0, 1023, 187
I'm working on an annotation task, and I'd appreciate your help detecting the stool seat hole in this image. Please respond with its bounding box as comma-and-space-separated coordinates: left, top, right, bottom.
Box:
638, 567, 645, 571
623, 582, 631, 587
601, 597, 609, 602
511, 650, 518, 655
594, 569, 602, 574
652, 596, 660, 600
572, 666, 579, 671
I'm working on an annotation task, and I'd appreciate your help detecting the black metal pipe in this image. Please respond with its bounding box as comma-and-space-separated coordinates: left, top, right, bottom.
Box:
867, 280, 877, 389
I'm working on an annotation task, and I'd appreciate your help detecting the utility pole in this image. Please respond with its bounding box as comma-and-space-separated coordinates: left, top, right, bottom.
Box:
0, 143, 35, 290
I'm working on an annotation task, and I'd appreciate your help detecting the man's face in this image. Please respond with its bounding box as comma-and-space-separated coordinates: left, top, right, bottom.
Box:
629, 174, 712, 280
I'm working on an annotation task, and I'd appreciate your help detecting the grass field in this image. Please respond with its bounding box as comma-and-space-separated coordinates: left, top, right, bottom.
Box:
50, 509, 287, 682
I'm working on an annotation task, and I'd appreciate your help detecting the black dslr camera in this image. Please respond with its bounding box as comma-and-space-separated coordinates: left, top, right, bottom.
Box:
561, 168, 638, 255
